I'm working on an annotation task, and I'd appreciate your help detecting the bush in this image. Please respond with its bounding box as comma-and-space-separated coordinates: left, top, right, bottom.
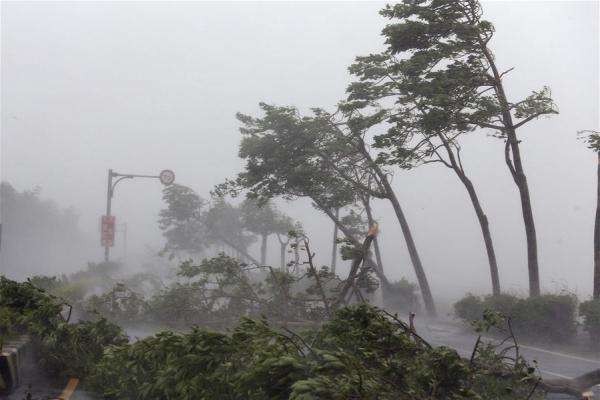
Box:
384, 278, 420, 313
454, 293, 578, 343
511, 294, 577, 343
454, 294, 484, 322
580, 298, 600, 343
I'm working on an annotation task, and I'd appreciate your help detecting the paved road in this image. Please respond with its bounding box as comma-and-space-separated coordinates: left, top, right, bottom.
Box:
415, 317, 600, 399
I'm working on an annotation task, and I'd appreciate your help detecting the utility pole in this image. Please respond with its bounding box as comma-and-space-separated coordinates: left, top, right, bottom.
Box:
104, 169, 114, 262
102, 169, 174, 263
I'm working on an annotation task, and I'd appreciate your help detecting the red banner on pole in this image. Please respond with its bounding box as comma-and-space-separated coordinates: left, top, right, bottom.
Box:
101, 215, 116, 247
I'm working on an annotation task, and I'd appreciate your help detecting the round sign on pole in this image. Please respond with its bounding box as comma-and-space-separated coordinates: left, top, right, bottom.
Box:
159, 169, 175, 185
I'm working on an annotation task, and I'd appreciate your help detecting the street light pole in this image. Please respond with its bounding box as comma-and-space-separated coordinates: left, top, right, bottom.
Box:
104, 169, 114, 262
102, 168, 174, 263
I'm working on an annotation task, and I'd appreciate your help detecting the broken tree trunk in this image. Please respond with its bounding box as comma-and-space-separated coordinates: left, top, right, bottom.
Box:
335, 224, 378, 307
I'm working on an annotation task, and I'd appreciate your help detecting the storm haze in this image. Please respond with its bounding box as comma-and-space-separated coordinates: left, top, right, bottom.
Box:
1, 0, 598, 302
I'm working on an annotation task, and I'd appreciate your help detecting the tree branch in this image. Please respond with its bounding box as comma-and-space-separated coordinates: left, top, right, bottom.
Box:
513, 110, 558, 129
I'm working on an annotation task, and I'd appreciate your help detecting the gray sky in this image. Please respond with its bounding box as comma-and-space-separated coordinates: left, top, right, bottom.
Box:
1, 1, 598, 301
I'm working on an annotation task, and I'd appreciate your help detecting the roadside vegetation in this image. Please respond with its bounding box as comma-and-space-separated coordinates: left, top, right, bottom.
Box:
1, 0, 599, 399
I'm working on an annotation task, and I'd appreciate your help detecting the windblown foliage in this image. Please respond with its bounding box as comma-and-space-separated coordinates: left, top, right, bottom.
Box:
90, 304, 541, 400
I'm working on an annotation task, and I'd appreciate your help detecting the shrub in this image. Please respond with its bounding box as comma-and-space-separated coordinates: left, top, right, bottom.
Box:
454, 294, 484, 322
511, 294, 577, 343
579, 298, 600, 343
454, 293, 578, 344
384, 278, 420, 313
483, 294, 520, 317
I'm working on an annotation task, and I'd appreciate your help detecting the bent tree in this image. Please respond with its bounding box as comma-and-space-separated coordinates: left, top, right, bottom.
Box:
349, 0, 557, 296
220, 106, 392, 286
227, 104, 436, 314
310, 109, 436, 315
345, 71, 502, 295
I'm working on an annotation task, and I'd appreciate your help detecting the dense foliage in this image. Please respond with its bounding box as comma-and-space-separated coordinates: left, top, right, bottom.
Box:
90, 304, 541, 400
454, 293, 578, 343
0, 276, 127, 380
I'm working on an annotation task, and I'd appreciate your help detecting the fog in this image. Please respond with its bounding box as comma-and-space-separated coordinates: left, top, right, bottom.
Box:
1, 1, 598, 303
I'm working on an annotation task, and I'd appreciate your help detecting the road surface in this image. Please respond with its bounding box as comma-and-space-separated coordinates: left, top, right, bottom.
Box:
416, 317, 600, 399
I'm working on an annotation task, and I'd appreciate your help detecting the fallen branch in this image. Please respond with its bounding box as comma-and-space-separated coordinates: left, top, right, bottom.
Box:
541, 368, 600, 398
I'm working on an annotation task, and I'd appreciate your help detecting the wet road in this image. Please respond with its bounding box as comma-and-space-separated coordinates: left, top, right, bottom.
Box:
416, 318, 600, 399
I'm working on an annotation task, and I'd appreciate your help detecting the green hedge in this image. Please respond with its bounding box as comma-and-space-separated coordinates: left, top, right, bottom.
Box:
454, 293, 577, 343
579, 298, 600, 344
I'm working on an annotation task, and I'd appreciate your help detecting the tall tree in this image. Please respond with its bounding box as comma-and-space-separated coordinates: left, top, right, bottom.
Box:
221, 104, 432, 311
159, 184, 257, 263
159, 184, 208, 257
580, 130, 600, 299
345, 0, 557, 296
308, 108, 436, 315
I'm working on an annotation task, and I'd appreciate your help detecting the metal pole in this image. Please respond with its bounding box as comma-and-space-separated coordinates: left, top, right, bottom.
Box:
104, 169, 113, 262
122, 223, 127, 265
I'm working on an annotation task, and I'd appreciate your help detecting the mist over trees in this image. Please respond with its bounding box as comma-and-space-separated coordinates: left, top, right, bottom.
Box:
0, 182, 93, 278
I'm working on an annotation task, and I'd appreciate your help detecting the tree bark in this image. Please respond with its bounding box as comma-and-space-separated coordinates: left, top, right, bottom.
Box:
363, 197, 388, 303
335, 226, 378, 307
437, 134, 501, 295
595, 152, 600, 299
356, 139, 436, 316
331, 208, 339, 275
481, 43, 540, 297
362, 198, 384, 275
459, 174, 501, 296
315, 200, 390, 290
260, 234, 267, 265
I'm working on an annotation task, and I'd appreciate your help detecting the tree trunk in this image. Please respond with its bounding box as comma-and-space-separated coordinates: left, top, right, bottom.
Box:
315, 200, 390, 290
356, 139, 436, 316
260, 234, 268, 265
335, 228, 377, 307
507, 132, 540, 297
437, 134, 501, 296
363, 197, 388, 303
384, 186, 436, 316
362, 198, 386, 277
459, 173, 501, 296
481, 43, 540, 297
595, 152, 600, 299
331, 208, 339, 274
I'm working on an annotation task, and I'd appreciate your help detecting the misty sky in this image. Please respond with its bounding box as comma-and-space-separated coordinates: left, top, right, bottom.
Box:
1, 1, 598, 301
